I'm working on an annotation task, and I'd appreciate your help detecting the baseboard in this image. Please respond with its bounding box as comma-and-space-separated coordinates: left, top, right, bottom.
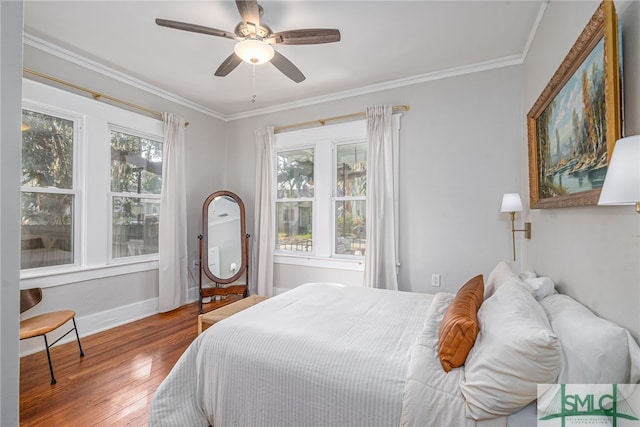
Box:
20, 289, 262, 356
20, 297, 159, 357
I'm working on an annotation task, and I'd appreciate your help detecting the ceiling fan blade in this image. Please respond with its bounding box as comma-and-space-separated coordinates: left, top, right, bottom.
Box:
271, 51, 305, 83
155, 19, 236, 40
268, 29, 341, 45
235, 1, 260, 28
214, 53, 242, 77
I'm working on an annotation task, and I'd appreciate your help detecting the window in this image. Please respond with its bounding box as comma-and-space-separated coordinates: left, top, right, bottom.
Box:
110, 129, 163, 258
274, 120, 368, 262
276, 148, 314, 252
273, 117, 400, 271
21, 78, 163, 285
20, 108, 78, 270
334, 142, 367, 256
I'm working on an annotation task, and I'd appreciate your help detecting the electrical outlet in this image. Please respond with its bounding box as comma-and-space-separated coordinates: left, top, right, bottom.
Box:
431, 274, 441, 287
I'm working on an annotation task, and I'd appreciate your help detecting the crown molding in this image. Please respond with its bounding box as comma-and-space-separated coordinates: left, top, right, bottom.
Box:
23, 32, 225, 121
226, 53, 524, 121
521, 1, 549, 62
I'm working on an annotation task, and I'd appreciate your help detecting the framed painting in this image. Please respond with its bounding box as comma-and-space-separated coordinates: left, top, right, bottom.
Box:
527, 0, 622, 209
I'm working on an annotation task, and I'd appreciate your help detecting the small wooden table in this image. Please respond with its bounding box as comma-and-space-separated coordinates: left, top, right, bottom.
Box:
198, 295, 268, 334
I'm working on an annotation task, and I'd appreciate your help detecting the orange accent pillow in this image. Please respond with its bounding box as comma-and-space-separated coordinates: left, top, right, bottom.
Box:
438, 275, 484, 372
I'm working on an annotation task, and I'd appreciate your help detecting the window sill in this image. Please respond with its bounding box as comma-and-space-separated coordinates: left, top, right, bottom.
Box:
274, 254, 364, 272
20, 258, 159, 289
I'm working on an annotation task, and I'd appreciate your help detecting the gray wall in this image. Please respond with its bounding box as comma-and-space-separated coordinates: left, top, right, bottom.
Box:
522, 0, 640, 340
1, 1, 23, 424
225, 65, 524, 295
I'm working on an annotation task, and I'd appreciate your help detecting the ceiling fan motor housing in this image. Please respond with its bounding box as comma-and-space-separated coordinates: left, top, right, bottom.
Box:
234, 22, 272, 40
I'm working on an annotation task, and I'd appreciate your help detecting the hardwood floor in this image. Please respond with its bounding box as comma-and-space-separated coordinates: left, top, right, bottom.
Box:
20, 300, 230, 426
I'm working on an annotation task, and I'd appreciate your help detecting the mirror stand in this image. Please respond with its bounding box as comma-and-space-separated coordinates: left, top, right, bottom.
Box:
198, 233, 249, 314
198, 190, 250, 314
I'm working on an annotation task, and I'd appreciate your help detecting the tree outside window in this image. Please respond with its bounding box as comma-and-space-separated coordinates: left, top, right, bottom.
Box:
276, 148, 314, 252
110, 129, 163, 258
20, 109, 75, 269
335, 142, 367, 256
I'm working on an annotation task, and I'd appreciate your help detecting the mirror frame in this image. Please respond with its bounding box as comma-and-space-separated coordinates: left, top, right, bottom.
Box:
201, 190, 248, 284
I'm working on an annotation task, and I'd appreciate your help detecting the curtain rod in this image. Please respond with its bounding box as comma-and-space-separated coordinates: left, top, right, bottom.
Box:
23, 67, 189, 126
274, 105, 410, 134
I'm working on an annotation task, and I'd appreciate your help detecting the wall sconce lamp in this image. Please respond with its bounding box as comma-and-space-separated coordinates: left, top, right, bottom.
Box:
598, 135, 640, 213
500, 193, 532, 261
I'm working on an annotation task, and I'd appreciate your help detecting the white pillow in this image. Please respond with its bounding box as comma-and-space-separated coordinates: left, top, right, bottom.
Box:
539, 293, 640, 384
518, 271, 537, 281
484, 261, 520, 299
524, 277, 557, 301
461, 281, 562, 420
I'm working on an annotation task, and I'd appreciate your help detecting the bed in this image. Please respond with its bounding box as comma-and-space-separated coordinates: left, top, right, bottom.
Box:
149, 263, 640, 427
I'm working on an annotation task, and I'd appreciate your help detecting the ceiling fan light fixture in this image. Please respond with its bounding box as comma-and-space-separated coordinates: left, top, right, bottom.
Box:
156, 1, 340, 82
234, 39, 274, 64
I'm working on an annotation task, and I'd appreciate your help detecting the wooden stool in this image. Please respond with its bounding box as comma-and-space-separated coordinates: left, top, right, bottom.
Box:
198, 295, 268, 334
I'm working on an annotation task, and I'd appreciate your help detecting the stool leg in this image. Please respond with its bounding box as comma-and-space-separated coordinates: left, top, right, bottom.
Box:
43, 335, 56, 385
72, 317, 85, 357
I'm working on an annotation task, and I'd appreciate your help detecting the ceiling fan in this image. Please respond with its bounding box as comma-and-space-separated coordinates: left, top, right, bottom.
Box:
156, 0, 341, 83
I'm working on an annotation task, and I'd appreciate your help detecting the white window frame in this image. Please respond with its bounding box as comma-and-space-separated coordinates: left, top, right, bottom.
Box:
273, 115, 401, 272
20, 78, 163, 289
274, 144, 316, 256
332, 139, 368, 260
20, 101, 84, 271
107, 125, 163, 264
273, 120, 368, 272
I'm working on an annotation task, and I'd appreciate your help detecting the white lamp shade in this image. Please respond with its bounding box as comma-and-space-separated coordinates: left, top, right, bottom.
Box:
598, 135, 640, 205
234, 39, 275, 64
500, 193, 523, 212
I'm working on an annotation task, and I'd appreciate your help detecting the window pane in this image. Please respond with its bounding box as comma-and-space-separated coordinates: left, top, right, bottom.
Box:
335, 200, 366, 256
276, 201, 312, 252
21, 109, 74, 189
21, 192, 73, 269
336, 142, 367, 197
112, 196, 160, 258
110, 130, 163, 194
277, 149, 314, 198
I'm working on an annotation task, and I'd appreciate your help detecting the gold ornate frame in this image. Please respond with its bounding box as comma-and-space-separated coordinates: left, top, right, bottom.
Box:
527, 0, 621, 209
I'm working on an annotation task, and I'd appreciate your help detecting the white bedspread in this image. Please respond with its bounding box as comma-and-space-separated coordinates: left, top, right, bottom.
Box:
150, 283, 435, 427
400, 292, 474, 427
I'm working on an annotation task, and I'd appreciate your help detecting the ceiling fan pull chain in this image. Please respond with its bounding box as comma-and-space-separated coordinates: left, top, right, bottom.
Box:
251, 63, 257, 103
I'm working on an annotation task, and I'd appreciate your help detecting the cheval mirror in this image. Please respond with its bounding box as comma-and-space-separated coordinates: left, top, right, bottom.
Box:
198, 190, 249, 313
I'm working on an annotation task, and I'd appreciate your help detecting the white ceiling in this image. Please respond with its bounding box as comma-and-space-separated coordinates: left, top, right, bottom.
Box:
24, 1, 545, 120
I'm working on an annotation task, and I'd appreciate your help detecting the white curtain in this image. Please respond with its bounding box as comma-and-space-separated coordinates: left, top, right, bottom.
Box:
251, 126, 275, 297
158, 113, 188, 312
363, 105, 399, 290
